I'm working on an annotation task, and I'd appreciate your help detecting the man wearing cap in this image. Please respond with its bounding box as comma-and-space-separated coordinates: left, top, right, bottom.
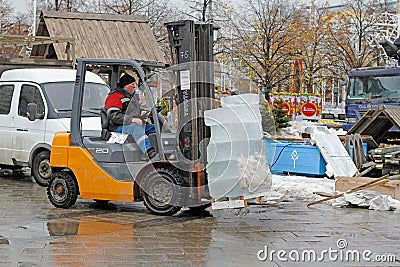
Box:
105, 73, 157, 159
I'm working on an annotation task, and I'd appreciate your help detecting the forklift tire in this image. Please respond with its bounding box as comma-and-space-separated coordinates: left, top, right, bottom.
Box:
47, 172, 78, 209
142, 167, 185, 216
32, 151, 52, 187
189, 203, 211, 213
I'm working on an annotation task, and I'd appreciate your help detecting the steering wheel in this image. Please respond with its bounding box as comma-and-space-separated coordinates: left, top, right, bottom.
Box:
141, 110, 151, 120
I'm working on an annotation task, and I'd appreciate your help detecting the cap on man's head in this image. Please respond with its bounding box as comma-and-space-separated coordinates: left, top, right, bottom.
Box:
117, 74, 136, 88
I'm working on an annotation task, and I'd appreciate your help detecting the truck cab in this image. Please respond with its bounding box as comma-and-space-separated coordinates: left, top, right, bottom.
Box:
344, 66, 400, 130
0, 68, 109, 186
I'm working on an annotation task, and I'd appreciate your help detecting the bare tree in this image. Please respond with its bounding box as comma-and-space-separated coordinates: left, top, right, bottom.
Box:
180, 0, 212, 22
324, 0, 383, 77
141, 0, 183, 59
93, 0, 181, 60
224, 0, 298, 92
290, 3, 333, 93
34, 0, 100, 12
96, 0, 152, 15
0, 0, 15, 34
0, 1, 31, 57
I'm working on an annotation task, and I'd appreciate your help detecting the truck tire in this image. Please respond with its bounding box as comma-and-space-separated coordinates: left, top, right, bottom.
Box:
142, 167, 185, 216
32, 151, 52, 186
47, 171, 78, 208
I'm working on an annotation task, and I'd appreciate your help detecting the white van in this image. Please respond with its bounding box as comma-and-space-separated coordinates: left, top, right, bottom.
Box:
0, 68, 109, 186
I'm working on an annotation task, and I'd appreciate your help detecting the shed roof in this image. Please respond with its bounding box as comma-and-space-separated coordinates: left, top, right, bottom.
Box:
31, 11, 165, 63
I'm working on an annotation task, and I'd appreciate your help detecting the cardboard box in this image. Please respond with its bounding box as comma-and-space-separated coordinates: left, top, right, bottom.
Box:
335, 177, 400, 200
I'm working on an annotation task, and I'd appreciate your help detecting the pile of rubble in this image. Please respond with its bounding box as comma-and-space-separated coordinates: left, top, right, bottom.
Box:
346, 105, 400, 178
370, 146, 400, 176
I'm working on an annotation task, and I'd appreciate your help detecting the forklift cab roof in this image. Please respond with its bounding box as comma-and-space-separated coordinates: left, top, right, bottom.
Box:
81, 58, 167, 73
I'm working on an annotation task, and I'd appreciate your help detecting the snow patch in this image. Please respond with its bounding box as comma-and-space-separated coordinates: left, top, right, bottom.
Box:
263, 174, 335, 203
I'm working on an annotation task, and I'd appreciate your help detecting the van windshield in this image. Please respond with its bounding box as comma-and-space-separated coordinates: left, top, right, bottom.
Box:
42, 82, 110, 117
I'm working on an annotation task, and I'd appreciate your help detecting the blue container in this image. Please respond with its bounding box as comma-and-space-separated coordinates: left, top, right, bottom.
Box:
264, 140, 326, 176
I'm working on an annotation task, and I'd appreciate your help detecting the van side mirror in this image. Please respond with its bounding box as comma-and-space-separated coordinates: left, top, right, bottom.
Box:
27, 103, 38, 121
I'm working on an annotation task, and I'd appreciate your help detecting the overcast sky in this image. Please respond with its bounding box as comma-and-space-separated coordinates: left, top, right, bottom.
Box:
12, 0, 29, 14
11, 0, 345, 15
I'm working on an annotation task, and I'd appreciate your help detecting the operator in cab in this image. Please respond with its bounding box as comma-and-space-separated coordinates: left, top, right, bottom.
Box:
104, 73, 157, 159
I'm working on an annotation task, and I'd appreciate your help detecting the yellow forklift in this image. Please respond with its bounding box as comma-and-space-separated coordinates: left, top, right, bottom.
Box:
46, 21, 216, 215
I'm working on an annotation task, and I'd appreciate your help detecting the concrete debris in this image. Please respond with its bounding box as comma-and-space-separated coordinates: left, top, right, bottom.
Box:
333, 190, 400, 213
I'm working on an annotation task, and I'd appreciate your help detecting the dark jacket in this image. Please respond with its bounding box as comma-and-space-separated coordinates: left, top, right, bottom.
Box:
104, 87, 142, 131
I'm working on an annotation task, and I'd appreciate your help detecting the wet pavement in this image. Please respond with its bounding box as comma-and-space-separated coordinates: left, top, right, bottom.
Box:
0, 174, 400, 267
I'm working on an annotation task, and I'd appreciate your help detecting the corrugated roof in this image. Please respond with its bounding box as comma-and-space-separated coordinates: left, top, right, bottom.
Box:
31, 11, 165, 63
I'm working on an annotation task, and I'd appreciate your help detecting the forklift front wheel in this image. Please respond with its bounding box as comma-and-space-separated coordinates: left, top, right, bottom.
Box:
142, 167, 184, 216
47, 172, 78, 208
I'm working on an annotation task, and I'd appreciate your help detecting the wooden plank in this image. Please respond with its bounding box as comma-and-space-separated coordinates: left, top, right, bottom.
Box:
309, 176, 390, 207
360, 135, 379, 149
378, 145, 400, 154
357, 164, 376, 177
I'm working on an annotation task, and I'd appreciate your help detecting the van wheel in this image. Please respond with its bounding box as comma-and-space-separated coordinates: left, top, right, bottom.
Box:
142, 167, 185, 216
32, 151, 52, 186
47, 171, 78, 208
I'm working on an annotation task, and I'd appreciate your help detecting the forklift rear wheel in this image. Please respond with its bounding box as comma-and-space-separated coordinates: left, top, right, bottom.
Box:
47, 172, 78, 208
142, 167, 185, 216
32, 151, 52, 187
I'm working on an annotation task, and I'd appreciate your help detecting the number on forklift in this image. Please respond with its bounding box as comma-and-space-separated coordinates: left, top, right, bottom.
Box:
95, 148, 109, 154
180, 51, 189, 59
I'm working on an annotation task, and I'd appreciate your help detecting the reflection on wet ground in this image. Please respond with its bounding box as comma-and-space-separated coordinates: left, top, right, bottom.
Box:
1, 176, 400, 266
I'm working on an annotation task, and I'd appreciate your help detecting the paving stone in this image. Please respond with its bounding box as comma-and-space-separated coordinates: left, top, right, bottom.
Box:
1, 177, 400, 266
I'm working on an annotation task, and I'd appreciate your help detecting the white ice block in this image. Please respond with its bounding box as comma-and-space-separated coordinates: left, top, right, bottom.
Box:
204, 94, 272, 200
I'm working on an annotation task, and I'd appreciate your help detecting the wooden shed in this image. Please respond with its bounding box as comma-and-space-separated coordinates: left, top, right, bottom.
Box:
31, 11, 165, 63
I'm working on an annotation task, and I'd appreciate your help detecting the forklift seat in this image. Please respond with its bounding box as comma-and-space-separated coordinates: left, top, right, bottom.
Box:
100, 107, 111, 141
100, 106, 135, 143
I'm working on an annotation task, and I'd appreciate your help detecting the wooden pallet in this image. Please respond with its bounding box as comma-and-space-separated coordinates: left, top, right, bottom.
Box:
211, 194, 263, 210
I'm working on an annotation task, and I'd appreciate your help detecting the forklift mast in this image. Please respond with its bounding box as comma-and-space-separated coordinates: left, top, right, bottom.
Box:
165, 20, 215, 164
165, 20, 216, 202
